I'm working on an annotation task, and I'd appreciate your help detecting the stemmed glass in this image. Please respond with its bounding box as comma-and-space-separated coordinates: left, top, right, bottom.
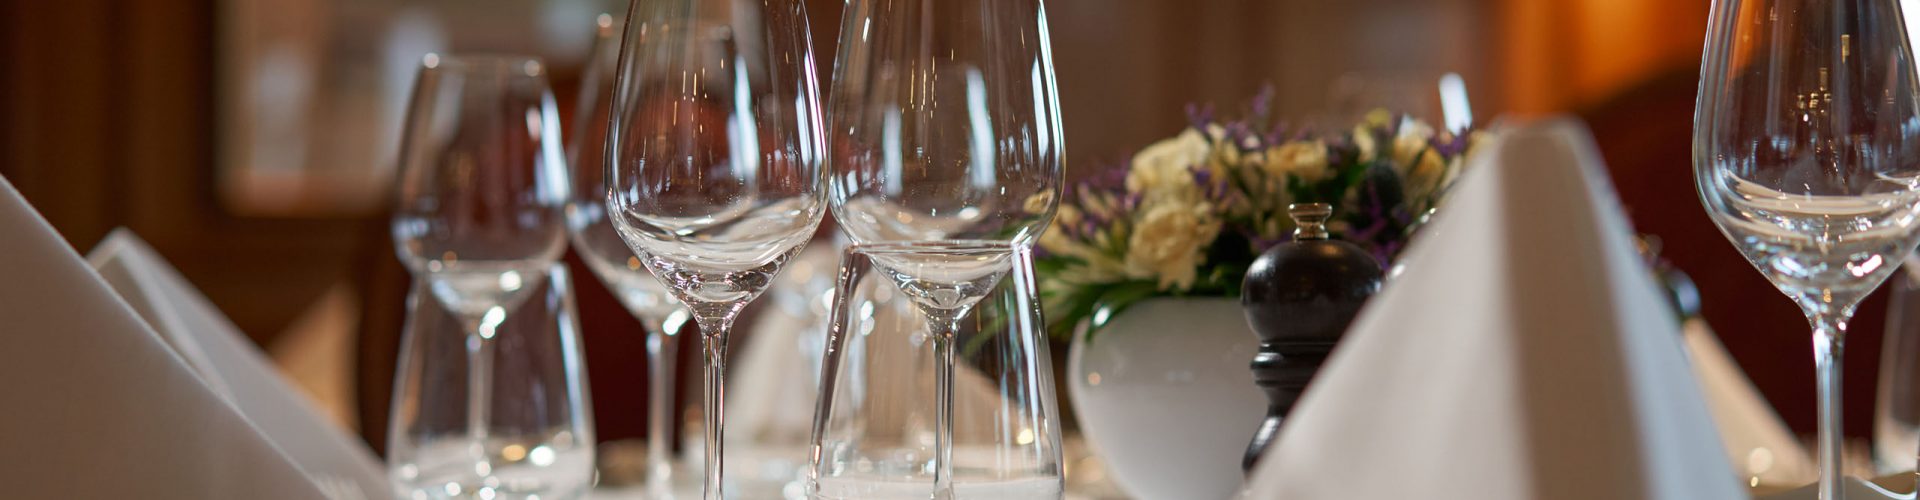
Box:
1694, 1, 1920, 497
826, 0, 1064, 496
567, 14, 694, 499
391, 54, 570, 471
604, 0, 828, 498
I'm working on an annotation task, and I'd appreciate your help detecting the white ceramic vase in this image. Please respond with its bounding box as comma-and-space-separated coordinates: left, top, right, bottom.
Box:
1066, 297, 1266, 500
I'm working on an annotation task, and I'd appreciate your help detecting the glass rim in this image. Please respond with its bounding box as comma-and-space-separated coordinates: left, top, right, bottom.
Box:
845, 240, 1026, 253
421, 53, 548, 78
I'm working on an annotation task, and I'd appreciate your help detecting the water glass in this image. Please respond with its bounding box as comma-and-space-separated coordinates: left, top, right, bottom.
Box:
809, 245, 1064, 500
388, 264, 597, 499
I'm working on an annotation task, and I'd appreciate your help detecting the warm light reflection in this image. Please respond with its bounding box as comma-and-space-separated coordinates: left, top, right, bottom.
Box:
502, 444, 528, 462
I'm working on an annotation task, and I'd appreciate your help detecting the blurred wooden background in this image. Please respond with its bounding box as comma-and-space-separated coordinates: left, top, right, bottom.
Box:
8, 0, 1861, 447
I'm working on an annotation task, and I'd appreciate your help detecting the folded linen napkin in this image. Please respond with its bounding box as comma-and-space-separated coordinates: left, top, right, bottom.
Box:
0, 174, 328, 499
1242, 119, 1747, 500
1684, 318, 1817, 488
88, 229, 387, 499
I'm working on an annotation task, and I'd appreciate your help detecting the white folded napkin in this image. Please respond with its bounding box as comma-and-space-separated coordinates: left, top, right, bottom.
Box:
0, 175, 328, 499
1685, 318, 1817, 487
729, 242, 839, 447
88, 229, 388, 499
1243, 118, 1747, 500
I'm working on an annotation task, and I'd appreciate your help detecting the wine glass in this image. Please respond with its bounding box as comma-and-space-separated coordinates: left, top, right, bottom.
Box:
826, 0, 1064, 496
604, 1, 828, 498
567, 14, 696, 499
391, 53, 570, 471
1694, 1, 1920, 497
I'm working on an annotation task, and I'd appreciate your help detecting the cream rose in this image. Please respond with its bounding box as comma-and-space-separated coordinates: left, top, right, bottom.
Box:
1391, 121, 1448, 198
1390, 120, 1435, 171
1262, 140, 1330, 183
1124, 200, 1223, 291
1352, 125, 1379, 164
1404, 149, 1448, 199
1022, 188, 1056, 215
1126, 129, 1211, 198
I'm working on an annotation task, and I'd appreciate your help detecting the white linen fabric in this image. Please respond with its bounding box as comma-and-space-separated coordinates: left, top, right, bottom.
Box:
88, 229, 388, 499
1685, 318, 1816, 487
0, 175, 328, 499
1243, 119, 1747, 500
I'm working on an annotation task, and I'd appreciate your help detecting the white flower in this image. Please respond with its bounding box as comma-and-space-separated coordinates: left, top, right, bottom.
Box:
1263, 140, 1330, 183
1391, 120, 1448, 199
1126, 128, 1211, 198
1352, 125, 1379, 164
1023, 189, 1056, 215
1124, 200, 1223, 291
1039, 212, 1128, 286
1038, 205, 1088, 256
1363, 109, 1394, 129
1391, 120, 1435, 170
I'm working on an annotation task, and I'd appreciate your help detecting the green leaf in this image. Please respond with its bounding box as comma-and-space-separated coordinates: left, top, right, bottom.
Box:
1032, 257, 1070, 276
1191, 262, 1250, 296
1043, 285, 1102, 342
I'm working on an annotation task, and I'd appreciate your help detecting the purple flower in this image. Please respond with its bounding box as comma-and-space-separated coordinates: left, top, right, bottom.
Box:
1430, 129, 1473, 158
1188, 164, 1238, 204
1249, 85, 1276, 121
1186, 103, 1217, 131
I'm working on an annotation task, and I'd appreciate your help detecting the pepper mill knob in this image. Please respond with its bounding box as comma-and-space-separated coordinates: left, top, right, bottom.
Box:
1238, 203, 1383, 472
1290, 203, 1333, 240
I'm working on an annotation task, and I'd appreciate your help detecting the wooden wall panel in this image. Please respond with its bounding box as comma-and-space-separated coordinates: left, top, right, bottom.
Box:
2, 0, 364, 342
4, 0, 119, 246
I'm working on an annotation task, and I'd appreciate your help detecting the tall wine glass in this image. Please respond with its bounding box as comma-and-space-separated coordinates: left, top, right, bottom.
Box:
604, 1, 827, 498
392, 54, 570, 477
827, 0, 1063, 496
566, 14, 694, 499
1695, 1, 1920, 497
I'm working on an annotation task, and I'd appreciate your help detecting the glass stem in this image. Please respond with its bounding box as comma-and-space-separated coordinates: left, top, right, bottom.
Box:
926, 314, 960, 500
1812, 311, 1849, 500
692, 309, 737, 500
465, 315, 502, 472
646, 310, 689, 499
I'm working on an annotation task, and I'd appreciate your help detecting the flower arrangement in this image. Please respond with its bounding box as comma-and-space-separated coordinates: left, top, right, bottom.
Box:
1037, 90, 1484, 341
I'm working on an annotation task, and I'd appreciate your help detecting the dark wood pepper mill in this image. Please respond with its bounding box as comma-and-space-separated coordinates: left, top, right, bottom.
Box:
1238, 203, 1383, 472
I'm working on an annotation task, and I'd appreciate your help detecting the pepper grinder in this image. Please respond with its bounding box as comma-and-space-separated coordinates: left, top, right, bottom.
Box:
1238, 203, 1384, 471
